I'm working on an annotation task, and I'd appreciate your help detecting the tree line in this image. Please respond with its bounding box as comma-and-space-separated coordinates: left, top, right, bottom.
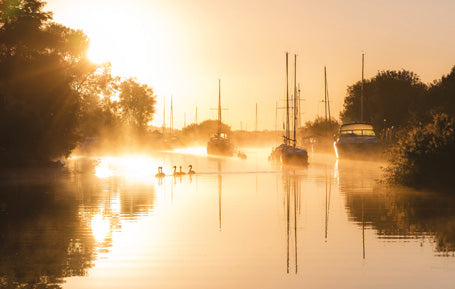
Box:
0, 0, 157, 167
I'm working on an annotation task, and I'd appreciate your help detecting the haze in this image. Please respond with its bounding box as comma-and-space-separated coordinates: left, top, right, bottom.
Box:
46, 0, 455, 130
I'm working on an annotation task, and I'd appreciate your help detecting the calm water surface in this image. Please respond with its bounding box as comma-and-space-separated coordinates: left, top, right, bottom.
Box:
1, 148, 455, 288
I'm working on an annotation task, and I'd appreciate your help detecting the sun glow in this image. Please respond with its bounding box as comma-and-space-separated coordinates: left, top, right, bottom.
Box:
91, 213, 111, 243
94, 155, 160, 183
86, 13, 151, 80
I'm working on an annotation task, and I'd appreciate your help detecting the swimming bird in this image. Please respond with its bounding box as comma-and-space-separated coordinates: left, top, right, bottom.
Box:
173, 166, 185, 176
187, 165, 196, 175
237, 151, 247, 160
155, 166, 165, 178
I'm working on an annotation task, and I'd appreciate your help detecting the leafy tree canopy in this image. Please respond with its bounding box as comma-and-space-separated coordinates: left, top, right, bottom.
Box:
300, 116, 339, 138
340, 70, 427, 132
0, 0, 94, 166
118, 78, 156, 132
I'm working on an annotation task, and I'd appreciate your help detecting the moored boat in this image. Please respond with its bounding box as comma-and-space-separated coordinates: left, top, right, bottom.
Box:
334, 122, 382, 158
207, 79, 234, 157
207, 133, 234, 156
269, 53, 308, 166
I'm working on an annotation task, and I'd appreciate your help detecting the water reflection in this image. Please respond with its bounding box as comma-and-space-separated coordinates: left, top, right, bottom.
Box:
2, 151, 455, 289
338, 159, 455, 256
283, 170, 301, 274
0, 159, 156, 289
0, 174, 95, 289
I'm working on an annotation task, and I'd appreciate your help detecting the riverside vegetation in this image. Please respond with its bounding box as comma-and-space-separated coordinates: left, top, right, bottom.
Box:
340, 67, 455, 190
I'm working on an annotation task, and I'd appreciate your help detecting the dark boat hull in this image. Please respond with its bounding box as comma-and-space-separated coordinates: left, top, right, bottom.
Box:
269, 144, 308, 166
334, 142, 383, 159
207, 140, 234, 157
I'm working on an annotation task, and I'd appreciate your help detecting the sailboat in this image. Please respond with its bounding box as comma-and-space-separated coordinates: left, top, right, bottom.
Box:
270, 53, 308, 166
207, 79, 235, 156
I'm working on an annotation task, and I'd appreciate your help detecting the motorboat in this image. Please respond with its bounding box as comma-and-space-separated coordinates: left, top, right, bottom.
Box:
334, 122, 382, 158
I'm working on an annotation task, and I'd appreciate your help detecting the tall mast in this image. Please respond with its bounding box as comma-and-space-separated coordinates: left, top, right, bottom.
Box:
218, 79, 221, 136
163, 96, 166, 134
361, 53, 364, 122
293, 54, 297, 148
275, 101, 278, 132
170, 95, 173, 135
286, 52, 290, 145
195, 106, 198, 124
184, 112, 186, 127
324, 66, 328, 123
298, 84, 301, 129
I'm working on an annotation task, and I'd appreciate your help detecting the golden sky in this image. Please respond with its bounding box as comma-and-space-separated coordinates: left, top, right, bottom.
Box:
46, 0, 455, 130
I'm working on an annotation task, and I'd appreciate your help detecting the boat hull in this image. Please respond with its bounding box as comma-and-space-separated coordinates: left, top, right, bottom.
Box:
269, 144, 308, 166
334, 142, 383, 159
281, 148, 309, 166
207, 140, 234, 157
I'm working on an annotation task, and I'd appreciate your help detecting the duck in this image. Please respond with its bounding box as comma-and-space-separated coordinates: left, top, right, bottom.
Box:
173, 166, 185, 176
155, 166, 165, 178
187, 165, 196, 175
237, 151, 247, 160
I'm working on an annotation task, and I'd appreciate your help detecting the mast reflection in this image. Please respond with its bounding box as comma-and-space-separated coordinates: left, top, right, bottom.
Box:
283, 169, 301, 274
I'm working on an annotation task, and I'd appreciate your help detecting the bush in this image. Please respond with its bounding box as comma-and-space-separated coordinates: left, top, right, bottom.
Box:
384, 113, 455, 190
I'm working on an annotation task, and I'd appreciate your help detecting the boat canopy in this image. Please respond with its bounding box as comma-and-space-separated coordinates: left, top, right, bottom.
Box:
340, 123, 374, 131
339, 123, 376, 136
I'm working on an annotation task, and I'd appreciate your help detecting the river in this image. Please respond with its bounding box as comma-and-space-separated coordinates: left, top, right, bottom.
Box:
1, 147, 454, 288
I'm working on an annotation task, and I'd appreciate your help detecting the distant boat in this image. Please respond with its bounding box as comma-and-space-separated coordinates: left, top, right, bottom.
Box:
207, 79, 234, 157
270, 53, 308, 166
334, 122, 382, 158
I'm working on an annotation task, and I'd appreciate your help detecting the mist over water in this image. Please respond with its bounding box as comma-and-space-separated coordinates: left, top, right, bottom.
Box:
1, 148, 455, 289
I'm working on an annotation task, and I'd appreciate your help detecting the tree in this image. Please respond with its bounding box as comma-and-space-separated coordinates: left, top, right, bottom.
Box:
299, 116, 339, 138
118, 78, 156, 133
427, 65, 455, 117
0, 0, 94, 165
384, 113, 455, 190
77, 64, 122, 138
340, 70, 427, 132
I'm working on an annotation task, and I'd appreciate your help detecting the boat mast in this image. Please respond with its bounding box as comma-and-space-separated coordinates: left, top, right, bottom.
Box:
163, 96, 166, 134
298, 84, 301, 129
218, 79, 222, 136
275, 101, 278, 132
170, 95, 173, 135
361, 53, 364, 122
293, 54, 297, 148
286, 52, 290, 145
324, 66, 328, 123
